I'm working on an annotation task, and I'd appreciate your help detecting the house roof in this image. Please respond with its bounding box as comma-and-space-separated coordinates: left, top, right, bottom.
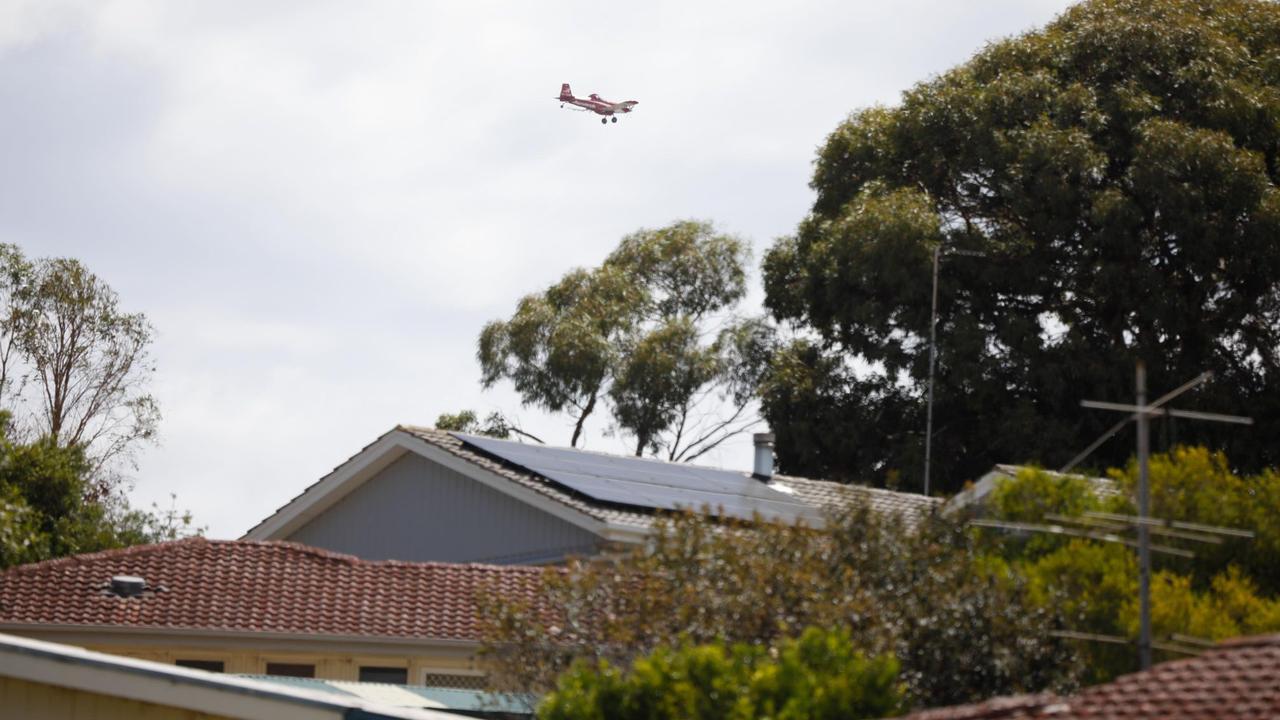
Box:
0, 538, 546, 644
0, 631, 461, 720
894, 634, 1280, 719
244, 425, 941, 541
943, 464, 1118, 516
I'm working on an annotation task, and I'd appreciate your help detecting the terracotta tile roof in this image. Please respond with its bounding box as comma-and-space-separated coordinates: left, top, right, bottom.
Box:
895, 694, 1068, 719
0, 538, 547, 643
397, 426, 942, 530
894, 634, 1280, 719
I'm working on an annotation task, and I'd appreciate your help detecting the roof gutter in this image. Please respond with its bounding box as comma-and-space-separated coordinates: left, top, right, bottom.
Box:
0, 623, 480, 654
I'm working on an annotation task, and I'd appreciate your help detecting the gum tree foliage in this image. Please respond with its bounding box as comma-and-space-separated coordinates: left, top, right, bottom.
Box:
434, 409, 549, 444
0, 247, 159, 494
478, 503, 1079, 710
761, 0, 1280, 493
435, 410, 513, 439
537, 628, 904, 720
0, 411, 194, 569
479, 221, 769, 460
982, 449, 1280, 681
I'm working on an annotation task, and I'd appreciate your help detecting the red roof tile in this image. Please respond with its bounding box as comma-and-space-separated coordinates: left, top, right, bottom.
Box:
895, 694, 1068, 719
895, 635, 1280, 719
0, 538, 548, 643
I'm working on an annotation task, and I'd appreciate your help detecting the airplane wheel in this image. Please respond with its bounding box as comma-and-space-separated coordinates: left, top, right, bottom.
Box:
611, 117, 617, 123
601, 118, 607, 125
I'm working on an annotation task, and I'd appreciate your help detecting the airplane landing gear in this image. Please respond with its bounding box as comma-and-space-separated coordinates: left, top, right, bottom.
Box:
611, 116, 617, 123
601, 117, 607, 125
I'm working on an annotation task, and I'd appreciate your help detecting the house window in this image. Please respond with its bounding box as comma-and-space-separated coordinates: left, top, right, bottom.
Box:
359, 666, 408, 684
175, 659, 225, 673
422, 672, 487, 690
266, 662, 315, 678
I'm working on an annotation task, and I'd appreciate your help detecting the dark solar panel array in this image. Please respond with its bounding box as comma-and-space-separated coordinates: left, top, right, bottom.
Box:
452, 432, 824, 524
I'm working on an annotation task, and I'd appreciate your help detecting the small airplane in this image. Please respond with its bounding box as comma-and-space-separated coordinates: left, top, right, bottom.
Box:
556, 83, 638, 124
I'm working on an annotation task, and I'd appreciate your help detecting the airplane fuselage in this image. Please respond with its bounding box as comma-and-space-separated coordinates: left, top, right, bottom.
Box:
564, 96, 637, 116
556, 84, 638, 121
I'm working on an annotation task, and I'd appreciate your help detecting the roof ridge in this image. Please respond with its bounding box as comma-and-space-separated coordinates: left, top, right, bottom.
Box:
2, 537, 552, 576
408, 425, 934, 499
1, 536, 213, 574
232, 537, 549, 573
408, 425, 762, 473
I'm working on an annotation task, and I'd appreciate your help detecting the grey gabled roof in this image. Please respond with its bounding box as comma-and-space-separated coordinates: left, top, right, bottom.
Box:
398, 426, 941, 531
244, 425, 942, 543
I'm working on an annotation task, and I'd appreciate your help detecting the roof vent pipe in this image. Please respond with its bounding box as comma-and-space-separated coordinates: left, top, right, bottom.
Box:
752, 433, 775, 480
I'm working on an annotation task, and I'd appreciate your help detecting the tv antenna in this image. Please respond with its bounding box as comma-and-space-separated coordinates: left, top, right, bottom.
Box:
1078, 363, 1251, 670
972, 363, 1254, 671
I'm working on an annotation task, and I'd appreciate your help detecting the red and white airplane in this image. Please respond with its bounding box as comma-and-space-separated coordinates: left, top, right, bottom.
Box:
556, 83, 638, 124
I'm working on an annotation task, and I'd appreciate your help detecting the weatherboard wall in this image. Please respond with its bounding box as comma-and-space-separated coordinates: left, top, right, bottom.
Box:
286, 452, 601, 564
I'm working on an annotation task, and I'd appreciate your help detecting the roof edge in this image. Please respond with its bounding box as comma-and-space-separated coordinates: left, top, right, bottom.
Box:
0, 622, 484, 650
2, 536, 553, 578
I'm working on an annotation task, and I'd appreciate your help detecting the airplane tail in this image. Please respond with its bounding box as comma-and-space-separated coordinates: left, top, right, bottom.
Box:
558, 83, 574, 101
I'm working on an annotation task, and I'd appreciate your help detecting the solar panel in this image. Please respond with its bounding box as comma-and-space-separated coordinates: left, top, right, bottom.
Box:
451, 432, 825, 525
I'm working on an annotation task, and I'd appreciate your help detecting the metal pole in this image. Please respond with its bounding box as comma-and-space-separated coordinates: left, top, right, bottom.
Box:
1136, 362, 1152, 670
924, 244, 941, 496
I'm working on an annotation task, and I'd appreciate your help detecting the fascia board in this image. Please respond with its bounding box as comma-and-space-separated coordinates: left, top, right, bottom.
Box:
242, 432, 414, 540
0, 623, 480, 656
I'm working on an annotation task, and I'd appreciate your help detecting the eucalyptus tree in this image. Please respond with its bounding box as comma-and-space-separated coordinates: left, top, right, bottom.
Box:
479, 265, 642, 448
21, 258, 158, 474
0, 248, 158, 494
479, 220, 768, 460
762, 0, 1280, 492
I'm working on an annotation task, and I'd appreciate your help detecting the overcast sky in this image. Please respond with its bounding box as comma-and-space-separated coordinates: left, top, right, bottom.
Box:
1, 0, 1076, 538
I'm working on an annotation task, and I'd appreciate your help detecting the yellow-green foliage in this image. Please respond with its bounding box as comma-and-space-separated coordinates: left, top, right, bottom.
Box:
536, 628, 903, 720
1022, 541, 1134, 635
991, 449, 1280, 680
1142, 568, 1280, 642
1108, 447, 1280, 594
990, 467, 1108, 524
